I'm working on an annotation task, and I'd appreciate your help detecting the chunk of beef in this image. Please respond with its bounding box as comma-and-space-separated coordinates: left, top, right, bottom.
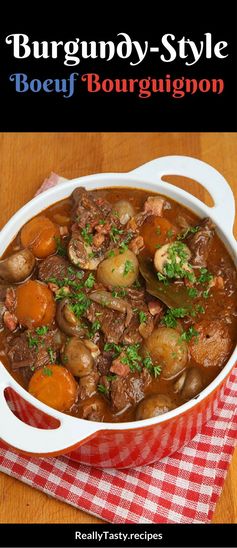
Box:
187, 218, 215, 267
110, 374, 145, 412
86, 302, 126, 344
190, 319, 233, 368
38, 255, 70, 283
69, 188, 124, 269
7, 327, 64, 371
71, 188, 112, 227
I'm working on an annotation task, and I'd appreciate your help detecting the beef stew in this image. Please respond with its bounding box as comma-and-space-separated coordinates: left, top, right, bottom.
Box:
0, 187, 236, 423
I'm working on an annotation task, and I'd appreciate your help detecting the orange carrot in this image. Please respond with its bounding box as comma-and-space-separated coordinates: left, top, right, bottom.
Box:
28, 365, 78, 412
140, 216, 177, 255
21, 215, 60, 258
15, 280, 56, 328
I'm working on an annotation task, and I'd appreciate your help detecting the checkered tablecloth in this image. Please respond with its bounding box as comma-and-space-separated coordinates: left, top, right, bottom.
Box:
0, 174, 236, 523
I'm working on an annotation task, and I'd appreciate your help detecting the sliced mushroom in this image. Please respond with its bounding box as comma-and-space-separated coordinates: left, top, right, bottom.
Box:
89, 290, 133, 327
56, 298, 87, 337
68, 236, 101, 270
174, 367, 203, 400
0, 249, 35, 283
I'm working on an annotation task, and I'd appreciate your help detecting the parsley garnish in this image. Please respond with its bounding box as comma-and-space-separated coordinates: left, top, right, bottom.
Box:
187, 287, 198, 298
55, 237, 67, 257
198, 268, 213, 284
203, 289, 210, 299
177, 225, 199, 240
81, 224, 93, 246
43, 367, 53, 377
161, 307, 189, 328
97, 384, 108, 394
180, 326, 199, 342
106, 374, 117, 382
88, 320, 101, 338
110, 226, 123, 243
84, 273, 95, 289
138, 310, 147, 324
69, 292, 91, 318
104, 342, 123, 356
121, 343, 142, 372
35, 326, 49, 336
123, 260, 135, 276
164, 242, 196, 283
28, 335, 39, 349
112, 288, 127, 298
47, 348, 55, 363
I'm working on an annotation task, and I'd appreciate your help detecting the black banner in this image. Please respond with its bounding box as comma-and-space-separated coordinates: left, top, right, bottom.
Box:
0, 3, 236, 131
1, 523, 237, 548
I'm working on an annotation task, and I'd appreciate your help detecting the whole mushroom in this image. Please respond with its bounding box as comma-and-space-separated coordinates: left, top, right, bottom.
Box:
0, 249, 35, 283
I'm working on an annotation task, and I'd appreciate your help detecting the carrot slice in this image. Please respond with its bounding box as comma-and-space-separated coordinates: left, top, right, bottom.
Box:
140, 216, 177, 255
15, 280, 56, 328
21, 215, 59, 258
28, 365, 78, 412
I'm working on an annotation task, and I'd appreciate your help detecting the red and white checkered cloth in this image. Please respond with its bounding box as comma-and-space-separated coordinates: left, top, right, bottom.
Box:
0, 174, 236, 523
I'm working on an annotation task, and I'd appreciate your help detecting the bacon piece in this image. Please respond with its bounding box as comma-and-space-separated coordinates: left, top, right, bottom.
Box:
148, 300, 163, 317
93, 232, 105, 248
5, 288, 16, 313
144, 196, 164, 217
3, 311, 18, 331
110, 354, 130, 377
129, 236, 144, 255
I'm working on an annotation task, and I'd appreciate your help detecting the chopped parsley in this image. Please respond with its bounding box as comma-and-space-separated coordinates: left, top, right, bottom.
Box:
198, 268, 213, 284
157, 272, 170, 285
187, 287, 198, 298
84, 273, 95, 289
164, 242, 196, 283
121, 343, 142, 372
97, 384, 108, 395
203, 289, 210, 299
112, 288, 127, 298
106, 374, 117, 382
138, 310, 147, 324
35, 326, 49, 336
81, 224, 93, 246
43, 367, 53, 377
110, 225, 123, 243
156, 226, 161, 235
108, 250, 115, 258
132, 279, 141, 289
104, 342, 123, 356
69, 292, 91, 318
55, 237, 67, 257
177, 225, 199, 240
123, 260, 135, 276
88, 320, 101, 338
167, 229, 174, 238
180, 326, 199, 342
98, 219, 106, 225
28, 335, 39, 349
161, 307, 189, 328
143, 355, 162, 377
47, 347, 55, 363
